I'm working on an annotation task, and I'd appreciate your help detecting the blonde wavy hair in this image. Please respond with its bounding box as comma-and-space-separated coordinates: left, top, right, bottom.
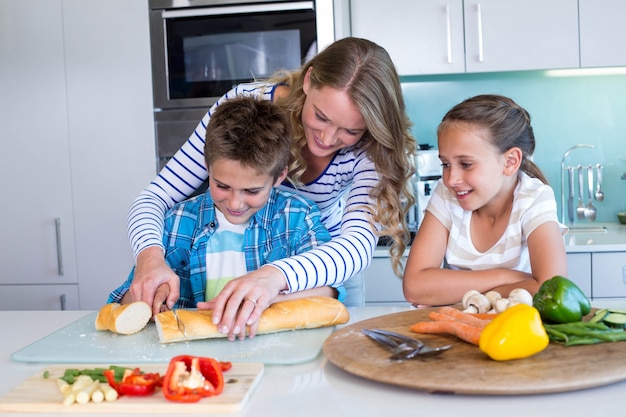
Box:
270, 37, 417, 276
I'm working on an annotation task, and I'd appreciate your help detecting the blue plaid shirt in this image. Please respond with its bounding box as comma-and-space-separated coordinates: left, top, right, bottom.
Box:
108, 188, 336, 307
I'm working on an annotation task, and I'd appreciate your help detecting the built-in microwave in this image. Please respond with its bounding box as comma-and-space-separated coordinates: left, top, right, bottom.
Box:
149, 0, 336, 111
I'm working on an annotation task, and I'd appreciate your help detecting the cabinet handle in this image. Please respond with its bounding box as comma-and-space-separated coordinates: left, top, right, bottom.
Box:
477, 3, 484, 63
60, 294, 66, 311
55, 217, 64, 276
445, 5, 452, 64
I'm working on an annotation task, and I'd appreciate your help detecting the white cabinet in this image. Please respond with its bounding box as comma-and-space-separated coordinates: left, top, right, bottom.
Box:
0, 285, 80, 311
350, 0, 465, 75
566, 253, 592, 298
364, 251, 597, 305
591, 252, 626, 298
463, 0, 579, 73
349, 0, 579, 75
579, 0, 626, 68
0, 0, 79, 309
364, 255, 410, 305
0, 0, 156, 310
62, 0, 156, 310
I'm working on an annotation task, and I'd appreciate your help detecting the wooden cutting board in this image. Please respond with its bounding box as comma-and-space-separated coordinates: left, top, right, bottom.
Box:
323, 308, 626, 395
0, 362, 263, 413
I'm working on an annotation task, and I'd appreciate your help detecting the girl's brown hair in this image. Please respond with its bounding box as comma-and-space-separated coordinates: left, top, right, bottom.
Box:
438, 94, 548, 184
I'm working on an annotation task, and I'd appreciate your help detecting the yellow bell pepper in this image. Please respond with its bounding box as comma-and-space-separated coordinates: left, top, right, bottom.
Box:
479, 303, 549, 361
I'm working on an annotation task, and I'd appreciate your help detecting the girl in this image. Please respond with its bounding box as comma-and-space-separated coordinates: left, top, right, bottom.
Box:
403, 94, 567, 306
126, 37, 416, 338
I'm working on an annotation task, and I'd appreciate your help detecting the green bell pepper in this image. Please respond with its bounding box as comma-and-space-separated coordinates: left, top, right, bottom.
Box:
532, 276, 591, 324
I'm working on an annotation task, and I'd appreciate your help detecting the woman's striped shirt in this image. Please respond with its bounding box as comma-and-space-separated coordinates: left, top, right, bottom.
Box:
128, 82, 380, 293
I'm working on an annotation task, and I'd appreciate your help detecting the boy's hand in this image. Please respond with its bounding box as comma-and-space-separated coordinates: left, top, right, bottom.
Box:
130, 246, 181, 317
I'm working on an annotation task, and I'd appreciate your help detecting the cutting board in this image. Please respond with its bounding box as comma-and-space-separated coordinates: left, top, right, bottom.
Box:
0, 362, 263, 413
323, 308, 626, 395
12, 312, 333, 365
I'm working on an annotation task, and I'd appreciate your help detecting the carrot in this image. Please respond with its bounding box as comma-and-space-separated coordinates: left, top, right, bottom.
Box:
436, 306, 493, 328
410, 320, 483, 345
471, 313, 498, 321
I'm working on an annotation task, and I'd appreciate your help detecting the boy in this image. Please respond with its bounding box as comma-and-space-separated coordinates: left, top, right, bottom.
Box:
108, 96, 342, 307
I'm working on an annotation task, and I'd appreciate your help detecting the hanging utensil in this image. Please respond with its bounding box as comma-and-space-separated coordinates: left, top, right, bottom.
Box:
576, 165, 586, 220
595, 164, 604, 202
585, 165, 598, 221
567, 166, 574, 224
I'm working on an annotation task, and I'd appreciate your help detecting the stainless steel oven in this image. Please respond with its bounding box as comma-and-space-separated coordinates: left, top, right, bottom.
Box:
149, 0, 335, 111
148, 0, 336, 170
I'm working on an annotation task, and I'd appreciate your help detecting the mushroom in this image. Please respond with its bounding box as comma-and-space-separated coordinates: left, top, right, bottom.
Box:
508, 288, 533, 307
462, 292, 491, 314
484, 290, 502, 309
462, 290, 481, 310
494, 297, 511, 313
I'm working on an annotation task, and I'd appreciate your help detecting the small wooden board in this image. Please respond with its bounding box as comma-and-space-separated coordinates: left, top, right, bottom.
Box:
323, 308, 626, 395
0, 362, 263, 413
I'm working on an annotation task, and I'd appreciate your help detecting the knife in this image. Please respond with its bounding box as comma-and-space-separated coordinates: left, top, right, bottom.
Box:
567, 166, 574, 224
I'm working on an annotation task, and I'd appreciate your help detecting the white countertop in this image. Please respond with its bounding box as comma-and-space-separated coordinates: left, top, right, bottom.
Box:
375, 223, 626, 257
3, 307, 626, 417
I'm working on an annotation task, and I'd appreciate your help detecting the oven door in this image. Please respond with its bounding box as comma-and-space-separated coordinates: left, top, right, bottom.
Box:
150, 1, 318, 110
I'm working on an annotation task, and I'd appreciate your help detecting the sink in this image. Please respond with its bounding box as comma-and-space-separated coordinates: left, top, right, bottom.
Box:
567, 226, 608, 233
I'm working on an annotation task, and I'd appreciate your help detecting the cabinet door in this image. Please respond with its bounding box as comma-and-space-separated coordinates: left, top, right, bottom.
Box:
566, 253, 592, 298
591, 252, 626, 298
63, 0, 156, 309
463, 0, 579, 72
363, 256, 411, 305
350, 0, 465, 75
579, 0, 626, 68
0, 285, 79, 311
0, 0, 78, 285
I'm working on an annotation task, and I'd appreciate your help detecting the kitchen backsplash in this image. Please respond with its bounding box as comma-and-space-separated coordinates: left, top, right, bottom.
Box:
400, 70, 626, 223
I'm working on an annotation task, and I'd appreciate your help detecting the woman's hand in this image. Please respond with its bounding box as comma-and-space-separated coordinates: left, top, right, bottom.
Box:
129, 246, 181, 316
196, 265, 288, 341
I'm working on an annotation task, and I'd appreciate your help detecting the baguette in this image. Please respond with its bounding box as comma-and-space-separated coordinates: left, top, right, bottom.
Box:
95, 301, 151, 335
154, 296, 350, 344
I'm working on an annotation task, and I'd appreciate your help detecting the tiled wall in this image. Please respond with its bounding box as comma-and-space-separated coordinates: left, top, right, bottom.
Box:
401, 69, 626, 223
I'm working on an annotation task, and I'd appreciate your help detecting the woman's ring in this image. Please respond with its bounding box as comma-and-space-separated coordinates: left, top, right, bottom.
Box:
245, 297, 258, 308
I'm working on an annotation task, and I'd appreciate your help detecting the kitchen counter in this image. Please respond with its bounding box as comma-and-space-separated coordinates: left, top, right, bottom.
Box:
3, 307, 626, 416
374, 223, 626, 256
564, 223, 626, 252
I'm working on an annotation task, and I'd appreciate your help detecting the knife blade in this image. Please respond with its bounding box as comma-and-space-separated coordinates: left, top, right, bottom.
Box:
567, 166, 574, 224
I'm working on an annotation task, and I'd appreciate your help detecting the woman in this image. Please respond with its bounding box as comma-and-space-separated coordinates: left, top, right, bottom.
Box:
127, 37, 416, 339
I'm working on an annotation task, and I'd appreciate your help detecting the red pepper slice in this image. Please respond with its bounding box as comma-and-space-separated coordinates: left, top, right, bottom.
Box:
162, 355, 227, 402
104, 368, 162, 397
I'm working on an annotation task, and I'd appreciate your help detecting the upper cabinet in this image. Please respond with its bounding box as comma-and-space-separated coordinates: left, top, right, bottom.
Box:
349, 0, 626, 76
579, 0, 626, 68
463, 0, 579, 73
350, 0, 465, 75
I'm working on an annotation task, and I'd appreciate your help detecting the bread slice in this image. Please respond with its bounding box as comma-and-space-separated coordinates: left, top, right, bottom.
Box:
154, 296, 350, 343
95, 301, 151, 335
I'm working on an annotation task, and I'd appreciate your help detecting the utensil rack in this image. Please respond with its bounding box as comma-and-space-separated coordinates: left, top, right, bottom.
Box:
560, 144, 605, 230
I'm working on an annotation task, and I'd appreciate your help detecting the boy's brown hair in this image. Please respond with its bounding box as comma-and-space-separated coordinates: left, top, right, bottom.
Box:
204, 96, 291, 181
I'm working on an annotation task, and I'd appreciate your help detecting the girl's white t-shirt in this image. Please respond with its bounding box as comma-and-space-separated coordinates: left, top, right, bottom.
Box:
426, 172, 563, 273
204, 209, 247, 301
